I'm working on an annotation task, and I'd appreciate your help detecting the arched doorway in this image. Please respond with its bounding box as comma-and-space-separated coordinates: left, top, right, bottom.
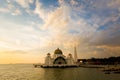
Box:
53, 57, 67, 64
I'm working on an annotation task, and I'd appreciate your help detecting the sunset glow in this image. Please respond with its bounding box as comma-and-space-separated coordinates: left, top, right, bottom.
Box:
0, 0, 120, 64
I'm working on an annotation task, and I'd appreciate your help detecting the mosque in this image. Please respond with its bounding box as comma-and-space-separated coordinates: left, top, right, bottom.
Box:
40, 48, 78, 68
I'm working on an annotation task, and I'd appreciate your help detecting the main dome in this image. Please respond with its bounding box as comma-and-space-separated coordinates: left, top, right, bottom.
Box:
54, 48, 63, 54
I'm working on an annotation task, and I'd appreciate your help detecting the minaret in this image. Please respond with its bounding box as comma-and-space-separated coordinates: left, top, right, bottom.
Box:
74, 47, 78, 63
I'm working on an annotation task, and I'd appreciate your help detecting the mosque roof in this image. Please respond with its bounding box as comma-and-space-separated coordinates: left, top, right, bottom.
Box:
54, 48, 63, 54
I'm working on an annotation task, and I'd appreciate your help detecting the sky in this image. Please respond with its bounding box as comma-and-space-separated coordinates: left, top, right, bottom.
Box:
0, 0, 120, 64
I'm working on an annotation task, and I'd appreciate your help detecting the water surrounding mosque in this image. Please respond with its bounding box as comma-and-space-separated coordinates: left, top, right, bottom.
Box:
0, 64, 120, 80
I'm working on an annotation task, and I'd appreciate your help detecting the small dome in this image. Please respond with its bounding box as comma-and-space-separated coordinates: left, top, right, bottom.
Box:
47, 53, 50, 55
54, 48, 63, 54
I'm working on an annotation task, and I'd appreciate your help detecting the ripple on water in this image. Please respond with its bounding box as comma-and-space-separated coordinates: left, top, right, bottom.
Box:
0, 64, 120, 80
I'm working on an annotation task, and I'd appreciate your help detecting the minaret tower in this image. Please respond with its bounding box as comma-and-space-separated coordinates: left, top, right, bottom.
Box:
74, 47, 78, 63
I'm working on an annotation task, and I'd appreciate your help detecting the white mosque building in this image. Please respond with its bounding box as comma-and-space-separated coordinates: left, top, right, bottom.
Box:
41, 48, 78, 68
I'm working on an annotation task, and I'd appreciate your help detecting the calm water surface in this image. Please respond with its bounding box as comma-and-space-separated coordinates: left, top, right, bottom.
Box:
0, 64, 120, 80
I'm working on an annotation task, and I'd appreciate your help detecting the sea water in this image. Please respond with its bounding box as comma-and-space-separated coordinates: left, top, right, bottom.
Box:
0, 64, 120, 80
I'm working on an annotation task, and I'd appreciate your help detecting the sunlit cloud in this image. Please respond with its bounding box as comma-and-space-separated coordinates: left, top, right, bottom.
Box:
15, 0, 34, 9
0, 0, 120, 63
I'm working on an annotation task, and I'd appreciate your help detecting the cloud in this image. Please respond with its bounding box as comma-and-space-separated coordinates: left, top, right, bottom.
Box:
11, 8, 22, 15
42, 6, 69, 29
0, 8, 9, 13
0, 0, 120, 60
15, 0, 34, 9
31, 0, 79, 50
13, 0, 34, 15
33, 0, 120, 56
58, 0, 65, 5
34, 0, 48, 21
70, 0, 78, 5
29, 0, 34, 4
0, 50, 28, 54
107, 0, 120, 9
0, 19, 43, 51
0, 1, 22, 16
90, 22, 120, 47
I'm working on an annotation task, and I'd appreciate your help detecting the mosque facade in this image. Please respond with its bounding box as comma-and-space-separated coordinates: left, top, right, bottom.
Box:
43, 48, 78, 67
